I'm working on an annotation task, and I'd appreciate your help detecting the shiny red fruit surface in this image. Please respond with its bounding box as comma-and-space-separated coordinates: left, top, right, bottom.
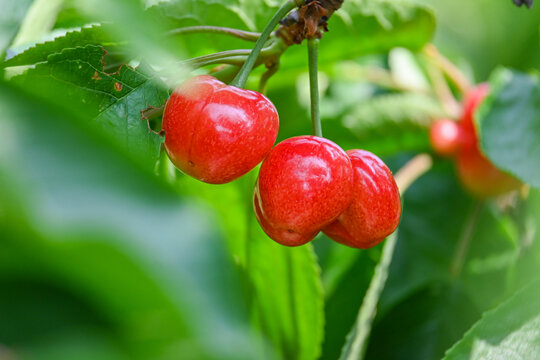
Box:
162, 75, 279, 184
429, 119, 462, 157
460, 83, 489, 140
253, 191, 317, 246
456, 144, 521, 198
255, 136, 353, 246
323, 150, 401, 249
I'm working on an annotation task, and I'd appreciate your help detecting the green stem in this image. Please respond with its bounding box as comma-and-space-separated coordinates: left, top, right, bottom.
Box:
184, 49, 252, 65
167, 25, 261, 41
230, 0, 296, 88
450, 201, 484, 279
258, 61, 280, 95
307, 38, 322, 137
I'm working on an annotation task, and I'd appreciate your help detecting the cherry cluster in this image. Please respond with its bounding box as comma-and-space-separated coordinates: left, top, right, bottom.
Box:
162, 75, 401, 248
429, 84, 521, 198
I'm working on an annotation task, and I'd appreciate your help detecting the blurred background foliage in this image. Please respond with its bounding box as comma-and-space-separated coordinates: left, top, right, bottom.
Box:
1, 0, 539, 359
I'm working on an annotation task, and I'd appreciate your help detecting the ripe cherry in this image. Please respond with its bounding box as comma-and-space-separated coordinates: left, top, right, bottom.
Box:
162, 75, 279, 184
323, 150, 401, 249
456, 144, 521, 198
429, 119, 462, 157
254, 136, 353, 246
461, 83, 490, 134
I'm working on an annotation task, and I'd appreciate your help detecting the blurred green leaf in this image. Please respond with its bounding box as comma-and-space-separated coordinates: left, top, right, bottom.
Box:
176, 174, 325, 360
146, 0, 275, 58
321, 0, 435, 62
478, 68, 540, 188
8, 0, 63, 50
0, 81, 259, 360
443, 280, 540, 360
11, 45, 168, 166
0, 0, 33, 55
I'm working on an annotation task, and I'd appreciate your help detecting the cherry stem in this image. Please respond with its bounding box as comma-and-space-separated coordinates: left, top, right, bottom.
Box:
167, 26, 261, 42
450, 201, 484, 279
426, 61, 461, 118
259, 61, 280, 94
339, 154, 433, 360
307, 38, 322, 137
423, 44, 471, 95
230, 0, 296, 89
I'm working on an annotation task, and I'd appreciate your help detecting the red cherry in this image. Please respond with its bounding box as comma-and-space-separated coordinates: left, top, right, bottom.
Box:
323, 150, 401, 249
456, 144, 521, 198
254, 135, 354, 246
452, 83, 521, 197
460, 83, 490, 136
429, 119, 462, 157
162, 75, 279, 184
253, 190, 317, 246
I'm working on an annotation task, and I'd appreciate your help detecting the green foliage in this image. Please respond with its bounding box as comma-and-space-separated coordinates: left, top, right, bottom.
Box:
176, 175, 324, 360
478, 68, 540, 187
0, 0, 33, 54
444, 280, 540, 360
0, 82, 259, 360
1, 0, 540, 359
11, 45, 168, 167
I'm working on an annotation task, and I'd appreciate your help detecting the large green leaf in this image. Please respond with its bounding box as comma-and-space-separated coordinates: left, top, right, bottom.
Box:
477, 68, 540, 188
146, 0, 434, 72
175, 174, 325, 360
11, 45, 168, 167
0, 81, 259, 360
444, 280, 540, 360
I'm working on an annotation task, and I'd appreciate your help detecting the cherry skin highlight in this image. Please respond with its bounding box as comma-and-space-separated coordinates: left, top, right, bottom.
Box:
162, 75, 279, 184
429, 119, 462, 157
254, 135, 354, 246
322, 150, 401, 249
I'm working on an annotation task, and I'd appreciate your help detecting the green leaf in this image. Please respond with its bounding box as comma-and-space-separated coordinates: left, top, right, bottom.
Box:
278, 0, 436, 72
0, 81, 260, 359
325, 0, 435, 59
444, 280, 540, 360
248, 237, 324, 360
11, 45, 168, 166
0, 0, 33, 55
176, 174, 325, 360
3, 25, 112, 68
145, 0, 276, 59
478, 68, 540, 188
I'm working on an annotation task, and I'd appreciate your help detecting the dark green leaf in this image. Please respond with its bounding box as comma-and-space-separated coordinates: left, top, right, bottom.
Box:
11, 45, 168, 166
478, 68, 540, 187
444, 280, 540, 360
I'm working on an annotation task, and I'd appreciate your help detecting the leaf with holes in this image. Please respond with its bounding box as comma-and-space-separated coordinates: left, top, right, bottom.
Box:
11, 44, 168, 166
